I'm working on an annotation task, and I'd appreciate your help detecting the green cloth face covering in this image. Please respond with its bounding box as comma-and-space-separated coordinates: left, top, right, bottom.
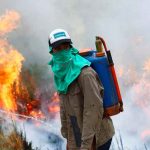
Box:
49, 47, 91, 94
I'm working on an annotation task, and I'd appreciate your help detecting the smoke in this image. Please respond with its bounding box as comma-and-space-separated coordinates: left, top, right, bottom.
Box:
112, 60, 150, 148
0, 111, 65, 150
1, 0, 150, 149
1, 0, 150, 64
22, 119, 65, 150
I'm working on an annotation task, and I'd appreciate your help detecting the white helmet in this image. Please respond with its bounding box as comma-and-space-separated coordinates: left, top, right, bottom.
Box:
48, 29, 72, 48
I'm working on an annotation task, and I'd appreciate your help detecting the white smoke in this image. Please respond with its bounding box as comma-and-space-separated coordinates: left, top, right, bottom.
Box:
0, 110, 66, 150
22, 119, 65, 150
112, 60, 150, 149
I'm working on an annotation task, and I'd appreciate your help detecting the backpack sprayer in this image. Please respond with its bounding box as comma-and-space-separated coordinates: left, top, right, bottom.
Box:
80, 36, 123, 117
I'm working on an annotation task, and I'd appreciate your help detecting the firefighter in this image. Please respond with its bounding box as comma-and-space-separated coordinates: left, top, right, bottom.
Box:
48, 29, 115, 150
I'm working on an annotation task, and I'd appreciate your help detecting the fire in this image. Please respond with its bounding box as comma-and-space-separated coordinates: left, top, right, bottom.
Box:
0, 11, 24, 111
51, 92, 59, 102
0, 9, 58, 117
48, 92, 60, 113
0, 40, 24, 111
29, 110, 46, 120
0, 10, 20, 36
48, 105, 60, 113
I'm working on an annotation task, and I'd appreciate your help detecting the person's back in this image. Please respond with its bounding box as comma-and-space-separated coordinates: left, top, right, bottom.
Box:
59, 66, 115, 150
48, 29, 115, 150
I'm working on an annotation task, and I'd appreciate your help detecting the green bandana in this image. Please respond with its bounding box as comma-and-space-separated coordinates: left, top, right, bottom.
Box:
49, 47, 91, 94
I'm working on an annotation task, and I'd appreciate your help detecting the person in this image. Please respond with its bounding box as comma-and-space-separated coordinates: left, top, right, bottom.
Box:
48, 29, 115, 150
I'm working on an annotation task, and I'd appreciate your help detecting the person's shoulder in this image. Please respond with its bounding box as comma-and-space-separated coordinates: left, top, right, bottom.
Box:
79, 66, 97, 79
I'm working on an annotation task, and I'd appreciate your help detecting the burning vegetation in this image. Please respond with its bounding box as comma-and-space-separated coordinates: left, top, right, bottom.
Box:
0, 10, 58, 119
0, 9, 62, 150
0, 10, 23, 111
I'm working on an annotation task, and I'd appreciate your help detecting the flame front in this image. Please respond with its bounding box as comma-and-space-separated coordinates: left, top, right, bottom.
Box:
0, 11, 24, 111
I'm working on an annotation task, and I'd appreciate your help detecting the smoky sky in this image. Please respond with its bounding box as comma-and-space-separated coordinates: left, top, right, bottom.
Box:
1, 0, 150, 67
1, 0, 150, 149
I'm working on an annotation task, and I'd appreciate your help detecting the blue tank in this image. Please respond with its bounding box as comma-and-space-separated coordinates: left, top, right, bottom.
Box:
82, 50, 120, 116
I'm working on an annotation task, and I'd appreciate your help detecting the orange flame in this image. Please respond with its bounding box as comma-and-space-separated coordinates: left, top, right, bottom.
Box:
48, 105, 60, 113
0, 10, 20, 36
0, 40, 24, 111
29, 110, 45, 120
0, 11, 24, 111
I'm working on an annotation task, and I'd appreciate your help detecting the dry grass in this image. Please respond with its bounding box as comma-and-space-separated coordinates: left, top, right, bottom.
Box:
0, 129, 24, 150
0, 121, 39, 150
